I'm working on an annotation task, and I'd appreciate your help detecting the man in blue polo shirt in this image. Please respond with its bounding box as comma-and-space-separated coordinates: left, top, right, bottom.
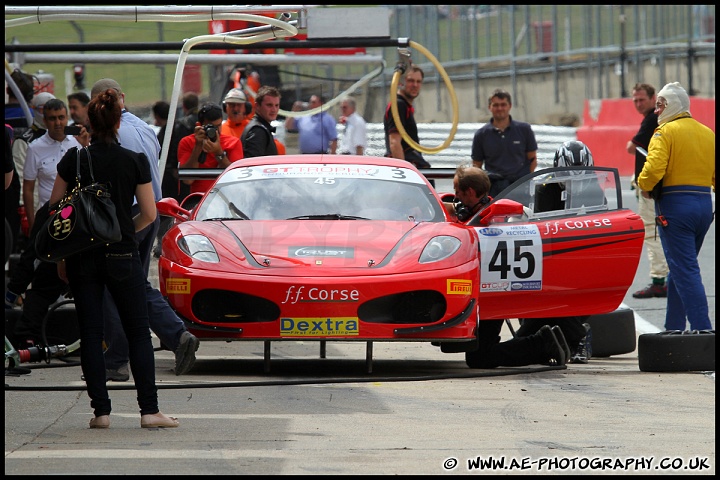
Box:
285, 94, 337, 154
471, 89, 538, 198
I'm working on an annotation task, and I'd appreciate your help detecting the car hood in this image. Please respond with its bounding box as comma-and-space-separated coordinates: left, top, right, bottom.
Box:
221, 220, 418, 268
171, 219, 473, 273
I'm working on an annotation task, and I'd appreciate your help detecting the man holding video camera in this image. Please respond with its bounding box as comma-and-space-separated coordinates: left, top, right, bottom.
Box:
178, 102, 244, 195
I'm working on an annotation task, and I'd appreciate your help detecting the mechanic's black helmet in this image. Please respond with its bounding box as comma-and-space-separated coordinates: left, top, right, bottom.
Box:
554, 140, 594, 168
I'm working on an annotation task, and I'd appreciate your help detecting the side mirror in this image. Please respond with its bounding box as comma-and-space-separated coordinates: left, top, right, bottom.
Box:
156, 198, 190, 222
439, 193, 456, 203
477, 198, 525, 226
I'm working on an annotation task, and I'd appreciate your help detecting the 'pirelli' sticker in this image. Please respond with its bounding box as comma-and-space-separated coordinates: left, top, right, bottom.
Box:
475, 225, 543, 292
447, 279, 472, 295
166, 278, 191, 294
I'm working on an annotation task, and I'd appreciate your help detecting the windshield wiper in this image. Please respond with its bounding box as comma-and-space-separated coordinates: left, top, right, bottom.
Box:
202, 202, 250, 222
287, 213, 369, 220
229, 202, 250, 220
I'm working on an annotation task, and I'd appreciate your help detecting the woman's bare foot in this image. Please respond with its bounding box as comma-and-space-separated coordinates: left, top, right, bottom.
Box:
140, 412, 179, 428
89, 415, 110, 429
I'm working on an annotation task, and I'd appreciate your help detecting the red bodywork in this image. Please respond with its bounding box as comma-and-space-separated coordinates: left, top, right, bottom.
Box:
157, 156, 643, 353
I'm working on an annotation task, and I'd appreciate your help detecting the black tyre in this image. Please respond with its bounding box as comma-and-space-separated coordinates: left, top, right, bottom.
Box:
586, 308, 636, 357
4, 300, 80, 349
638, 330, 715, 372
43, 300, 81, 348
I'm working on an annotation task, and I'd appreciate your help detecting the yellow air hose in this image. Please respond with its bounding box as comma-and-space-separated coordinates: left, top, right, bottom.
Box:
389, 40, 459, 155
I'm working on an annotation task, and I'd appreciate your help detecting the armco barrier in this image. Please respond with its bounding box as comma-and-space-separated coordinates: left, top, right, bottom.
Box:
348, 123, 576, 170
577, 97, 715, 177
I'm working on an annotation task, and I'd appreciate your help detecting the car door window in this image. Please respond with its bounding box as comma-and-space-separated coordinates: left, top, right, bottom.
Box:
491, 166, 620, 221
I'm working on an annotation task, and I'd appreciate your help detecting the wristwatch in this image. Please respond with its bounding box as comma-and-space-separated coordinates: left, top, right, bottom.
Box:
216, 151, 227, 161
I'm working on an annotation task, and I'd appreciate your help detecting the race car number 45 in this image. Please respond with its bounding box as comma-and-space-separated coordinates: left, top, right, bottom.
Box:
476, 225, 543, 292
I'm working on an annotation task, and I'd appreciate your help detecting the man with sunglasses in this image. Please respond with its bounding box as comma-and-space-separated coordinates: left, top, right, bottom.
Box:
178, 102, 244, 195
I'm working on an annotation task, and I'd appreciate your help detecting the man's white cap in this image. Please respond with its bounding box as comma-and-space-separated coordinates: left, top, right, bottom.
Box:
31, 91, 56, 108
224, 88, 247, 104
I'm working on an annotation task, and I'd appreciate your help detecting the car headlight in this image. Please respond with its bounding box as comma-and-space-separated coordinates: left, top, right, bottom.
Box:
419, 235, 462, 264
177, 234, 219, 263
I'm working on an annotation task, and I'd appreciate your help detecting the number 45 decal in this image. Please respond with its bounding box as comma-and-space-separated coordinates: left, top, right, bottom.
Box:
476, 225, 543, 292
489, 239, 536, 279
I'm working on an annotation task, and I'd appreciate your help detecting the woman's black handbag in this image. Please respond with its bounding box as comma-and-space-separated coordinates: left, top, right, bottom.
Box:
35, 146, 122, 263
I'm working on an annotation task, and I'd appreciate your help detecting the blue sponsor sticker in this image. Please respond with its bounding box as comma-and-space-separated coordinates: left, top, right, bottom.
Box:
511, 281, 542, 291
477, 227, 504, 236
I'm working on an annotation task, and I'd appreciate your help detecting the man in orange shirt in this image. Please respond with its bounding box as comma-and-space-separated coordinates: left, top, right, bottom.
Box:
178, 102, 244, 194
221, 88, 251, 138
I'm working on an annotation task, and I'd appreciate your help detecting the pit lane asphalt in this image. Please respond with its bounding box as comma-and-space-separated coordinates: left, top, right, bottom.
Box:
5, 178, 715, 475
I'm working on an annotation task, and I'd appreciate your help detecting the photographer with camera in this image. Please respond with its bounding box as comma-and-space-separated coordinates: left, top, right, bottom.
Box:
178, 102, 244, 195
443, 164, 492, 223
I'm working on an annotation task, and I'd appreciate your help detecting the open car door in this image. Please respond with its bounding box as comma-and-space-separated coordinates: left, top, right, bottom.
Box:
467, 166, 644, 320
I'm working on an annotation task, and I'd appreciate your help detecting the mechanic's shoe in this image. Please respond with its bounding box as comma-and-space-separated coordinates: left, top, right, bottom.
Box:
174, 331, 199, 376
89, 415, 110, 429
632, 283, 667, 298
538, 325, 566, 366
106, 364, 130, 382
141, 412, 179, 428
570, 323, 593, 364
550, 325, 572, 361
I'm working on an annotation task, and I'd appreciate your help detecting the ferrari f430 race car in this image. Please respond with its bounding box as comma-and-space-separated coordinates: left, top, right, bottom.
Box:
156, 156, 643, 366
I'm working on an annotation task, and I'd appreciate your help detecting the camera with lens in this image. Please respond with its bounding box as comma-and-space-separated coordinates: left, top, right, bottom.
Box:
203, 124, 218, 141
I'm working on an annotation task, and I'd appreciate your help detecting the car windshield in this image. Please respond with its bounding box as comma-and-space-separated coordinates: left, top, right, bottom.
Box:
194, 163, 444, 222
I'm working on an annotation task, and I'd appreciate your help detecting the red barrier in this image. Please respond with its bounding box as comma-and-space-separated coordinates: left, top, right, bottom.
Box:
577, 98, 715, 177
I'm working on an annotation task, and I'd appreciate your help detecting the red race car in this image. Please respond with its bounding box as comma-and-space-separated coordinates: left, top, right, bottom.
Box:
157, 156, 643, 368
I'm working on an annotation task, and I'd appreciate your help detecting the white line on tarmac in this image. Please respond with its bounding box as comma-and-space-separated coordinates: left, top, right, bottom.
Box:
621, 302, 661, 335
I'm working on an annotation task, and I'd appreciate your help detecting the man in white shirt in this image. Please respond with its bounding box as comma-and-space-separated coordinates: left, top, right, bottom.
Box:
338, 97, 367, 155
8, 98, 85, 348
22, 98, 82, 230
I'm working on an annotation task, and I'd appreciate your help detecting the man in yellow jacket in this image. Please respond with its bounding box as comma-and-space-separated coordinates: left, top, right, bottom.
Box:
637, 82, 715, 331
